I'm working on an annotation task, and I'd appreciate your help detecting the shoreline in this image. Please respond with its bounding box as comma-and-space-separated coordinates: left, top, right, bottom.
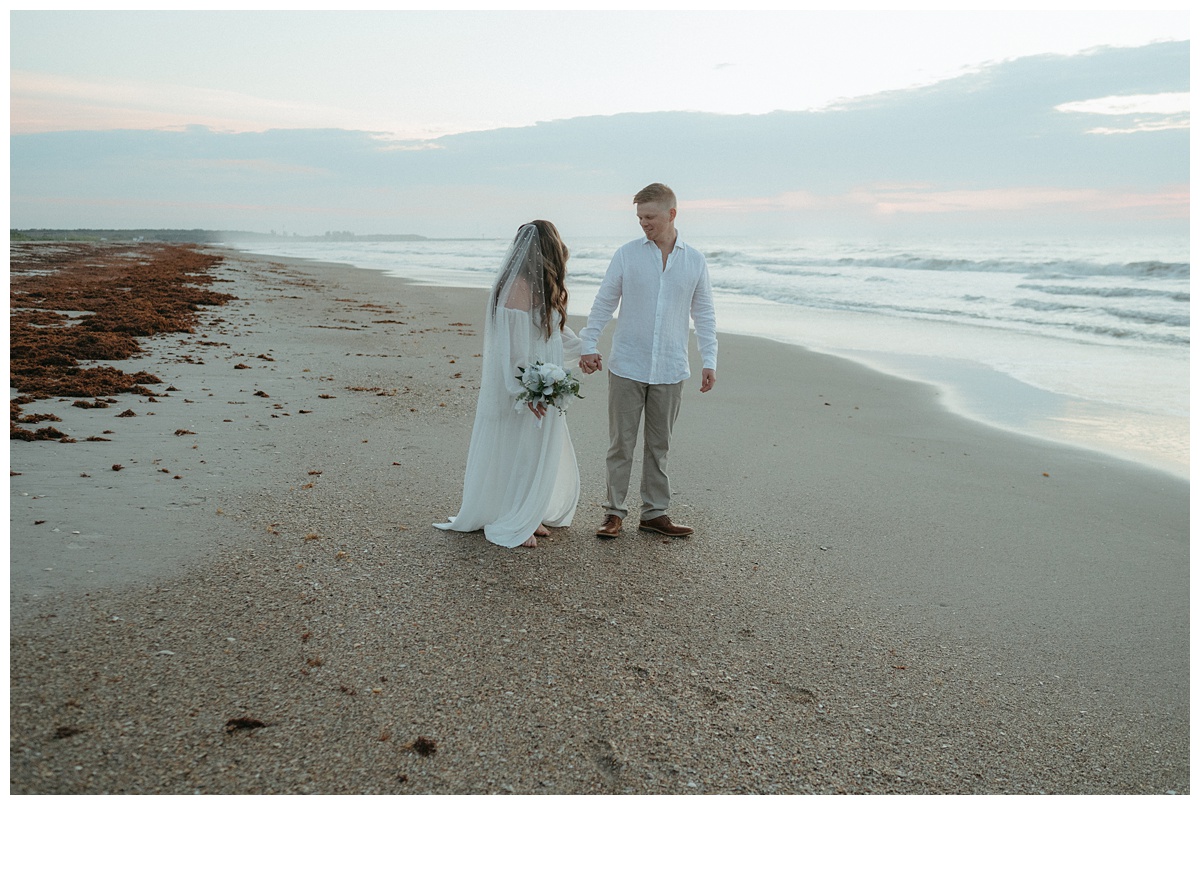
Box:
236, 242, 1190, 482
627, 289, 1190, 481
10, 247, 1189, 794
801, 340, 1187, 481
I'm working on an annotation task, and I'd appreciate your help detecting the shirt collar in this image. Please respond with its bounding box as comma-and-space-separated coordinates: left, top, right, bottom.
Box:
641, 231, 684, 252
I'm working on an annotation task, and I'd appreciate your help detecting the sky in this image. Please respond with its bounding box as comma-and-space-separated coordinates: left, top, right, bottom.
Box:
7, 8, 1192, 238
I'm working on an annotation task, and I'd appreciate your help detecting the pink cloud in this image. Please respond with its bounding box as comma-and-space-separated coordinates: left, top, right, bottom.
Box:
15, 195, 384, 216
684, 185, 1188, 220
683, 191, 825, 212
865, 185, 1188, 218
9, 69, 383, 136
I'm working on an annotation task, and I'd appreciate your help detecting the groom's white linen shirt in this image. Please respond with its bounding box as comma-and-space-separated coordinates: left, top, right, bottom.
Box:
580, 234, 718, 385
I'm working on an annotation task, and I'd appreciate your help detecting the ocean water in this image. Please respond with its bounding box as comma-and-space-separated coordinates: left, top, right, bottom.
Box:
236, 235, 1189, 477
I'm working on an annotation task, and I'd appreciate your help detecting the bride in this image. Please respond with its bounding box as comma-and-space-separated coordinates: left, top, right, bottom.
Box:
435, 221, 581, 548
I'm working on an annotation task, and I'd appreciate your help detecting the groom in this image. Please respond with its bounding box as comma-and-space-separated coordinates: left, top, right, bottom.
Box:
579, 183, 718, 539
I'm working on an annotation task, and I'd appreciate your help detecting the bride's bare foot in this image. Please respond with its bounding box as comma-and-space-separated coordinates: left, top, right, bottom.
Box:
534, 525, 551, 537
520, 536, 538, 548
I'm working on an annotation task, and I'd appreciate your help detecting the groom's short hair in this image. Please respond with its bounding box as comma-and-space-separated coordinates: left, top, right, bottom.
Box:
634, 183, 676, 209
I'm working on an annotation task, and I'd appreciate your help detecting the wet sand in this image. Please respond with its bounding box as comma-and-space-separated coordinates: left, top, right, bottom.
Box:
9, 245, 1189, 796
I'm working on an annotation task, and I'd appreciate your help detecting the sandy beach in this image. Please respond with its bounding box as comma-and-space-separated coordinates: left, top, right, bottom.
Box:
9, 244, 1189, 795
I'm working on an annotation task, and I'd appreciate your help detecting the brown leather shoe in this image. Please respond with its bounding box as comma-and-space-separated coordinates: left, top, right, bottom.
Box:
596, 514, 622, 539
638, 515, 693, 537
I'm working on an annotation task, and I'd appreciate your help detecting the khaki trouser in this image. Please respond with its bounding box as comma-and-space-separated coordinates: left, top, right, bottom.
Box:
603, 372, 684, 521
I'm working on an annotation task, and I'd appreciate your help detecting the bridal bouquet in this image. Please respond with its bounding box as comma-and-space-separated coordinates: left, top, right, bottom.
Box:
515, 361, 583, 421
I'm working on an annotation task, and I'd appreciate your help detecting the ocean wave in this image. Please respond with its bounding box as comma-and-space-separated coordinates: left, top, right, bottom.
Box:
245, 238, 1190, 354
703, 249, 744, 263
1015, 298, 1189, 328
1014, 298, 1089, 313
1125, 261, 1190, 279
755, 254, 1190, 281
757, 266, 844, 279
1017, 283, 1189, 302
1101, 306, 1191, 328
1068, 324, 1189, 345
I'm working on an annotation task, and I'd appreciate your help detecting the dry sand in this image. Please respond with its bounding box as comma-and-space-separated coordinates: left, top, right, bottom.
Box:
9, 247, 1189, 795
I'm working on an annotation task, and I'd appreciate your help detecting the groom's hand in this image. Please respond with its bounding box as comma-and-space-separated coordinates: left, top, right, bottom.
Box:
580, 353, 603, 375
700, 368, 716, 393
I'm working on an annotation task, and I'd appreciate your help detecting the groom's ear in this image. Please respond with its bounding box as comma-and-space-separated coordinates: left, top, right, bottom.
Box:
669, 207, 677, 223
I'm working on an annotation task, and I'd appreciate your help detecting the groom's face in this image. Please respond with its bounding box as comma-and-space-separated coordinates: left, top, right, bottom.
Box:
636, 201, 675, 243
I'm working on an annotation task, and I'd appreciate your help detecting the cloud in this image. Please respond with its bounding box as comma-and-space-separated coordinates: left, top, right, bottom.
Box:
9, 42, 1188, 236
1055, 91, 1190, 135
9, 69, 381, 135
683, 184, 1188, 220
684, 191, 825, 212
1082, 119, 1189, 135
1056, 92, 1189, 116
862, 185, 1188, 217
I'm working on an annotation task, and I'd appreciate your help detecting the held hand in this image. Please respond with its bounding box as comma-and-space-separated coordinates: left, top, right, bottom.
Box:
579, 353, 603, 375
700, 368, 716, 393
527, 401, 547, 420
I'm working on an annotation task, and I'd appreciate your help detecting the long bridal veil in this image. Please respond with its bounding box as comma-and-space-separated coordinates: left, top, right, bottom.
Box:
479, 224, 553, 417
434, 223, 581, 547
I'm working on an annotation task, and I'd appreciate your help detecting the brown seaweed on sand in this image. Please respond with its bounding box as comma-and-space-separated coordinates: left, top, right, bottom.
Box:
9, 242, 232, 440
401, 736, 438, 757
10, 424, 68, 441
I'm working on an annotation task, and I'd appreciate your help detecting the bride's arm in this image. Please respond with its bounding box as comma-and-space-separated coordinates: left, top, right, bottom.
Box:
493, 277, 534, 397
501, 316, 531, 398
560, 321, 582, 364
505, 318, 547, 419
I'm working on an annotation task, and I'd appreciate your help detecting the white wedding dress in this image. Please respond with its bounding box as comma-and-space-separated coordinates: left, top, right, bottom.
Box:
435, 228, 581, 547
